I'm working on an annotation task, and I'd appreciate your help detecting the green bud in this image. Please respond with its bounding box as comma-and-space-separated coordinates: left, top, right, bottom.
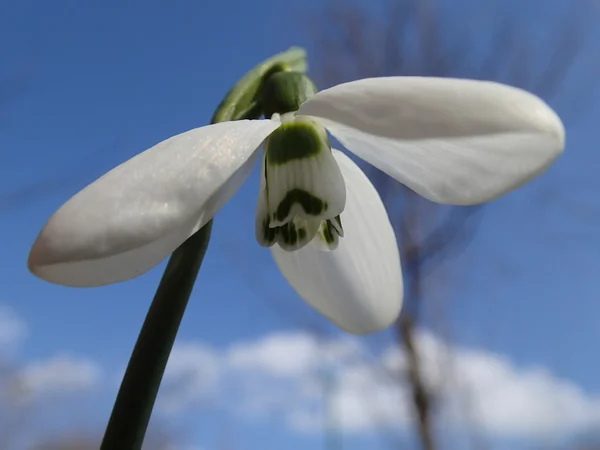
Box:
210, 46, 308, 124
260, 71, 318, 118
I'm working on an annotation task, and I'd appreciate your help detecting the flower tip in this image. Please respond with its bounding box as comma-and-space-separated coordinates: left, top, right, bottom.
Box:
526, 101, 566, 184
533, 98, 566, 156
26, 229, 82, 287
27, 237, 44, 274
549, 110, 566, 155
27, 233, 57, 284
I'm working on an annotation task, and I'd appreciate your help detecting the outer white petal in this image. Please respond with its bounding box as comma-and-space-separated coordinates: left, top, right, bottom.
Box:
298, 77, 565, 205
271, 149, 403, 335
29, 120, 278, 287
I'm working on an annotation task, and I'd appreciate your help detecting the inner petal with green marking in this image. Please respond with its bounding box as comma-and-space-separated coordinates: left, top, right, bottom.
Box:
255, 115, 346, 252
264, 116, 346, 226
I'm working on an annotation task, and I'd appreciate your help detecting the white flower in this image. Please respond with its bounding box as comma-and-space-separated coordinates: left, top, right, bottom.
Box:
28, 77, 564, 334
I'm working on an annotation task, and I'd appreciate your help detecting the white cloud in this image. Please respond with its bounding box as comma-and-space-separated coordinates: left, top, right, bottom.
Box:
220, 332, 366, 421
436, 346, 600, 436
164, 330, 600, 440
226, 332, 361, 377
15, 354, 101, 401
0, 305, 102, 409
157, 342, 220, 414
227, 332, 321, 377
0, 304, 28, 351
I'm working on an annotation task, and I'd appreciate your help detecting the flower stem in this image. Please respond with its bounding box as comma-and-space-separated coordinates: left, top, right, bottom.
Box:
99, 46, 308, 450
99, 221, 213, 450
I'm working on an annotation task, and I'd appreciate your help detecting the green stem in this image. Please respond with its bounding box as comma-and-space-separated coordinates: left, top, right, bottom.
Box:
99, 222, 213, 450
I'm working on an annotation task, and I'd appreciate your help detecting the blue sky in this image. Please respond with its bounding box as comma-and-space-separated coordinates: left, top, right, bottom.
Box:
1, 0, 599, 449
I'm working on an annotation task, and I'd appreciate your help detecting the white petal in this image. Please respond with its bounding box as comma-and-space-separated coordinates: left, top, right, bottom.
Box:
29, 120, 278, 287
298, 77, 565, 205
271, 149, 403, 335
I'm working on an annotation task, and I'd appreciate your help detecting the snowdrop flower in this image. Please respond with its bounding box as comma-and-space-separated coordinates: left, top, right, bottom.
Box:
28, 77, 564, 334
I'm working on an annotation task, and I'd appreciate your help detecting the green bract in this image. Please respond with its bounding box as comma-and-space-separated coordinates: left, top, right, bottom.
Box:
260, 71, 318, 118
211, 46, 308, 123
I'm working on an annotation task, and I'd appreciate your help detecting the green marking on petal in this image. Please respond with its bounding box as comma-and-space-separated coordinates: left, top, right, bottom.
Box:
261, 216, 276, 246
276, 221, 314, 251
298, 228, 307, 241
330, 215, 343, 237
278, 222, 303, 247
266, 121, 326, 165
274, 189, 328, 222
322, 221, 335, 244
